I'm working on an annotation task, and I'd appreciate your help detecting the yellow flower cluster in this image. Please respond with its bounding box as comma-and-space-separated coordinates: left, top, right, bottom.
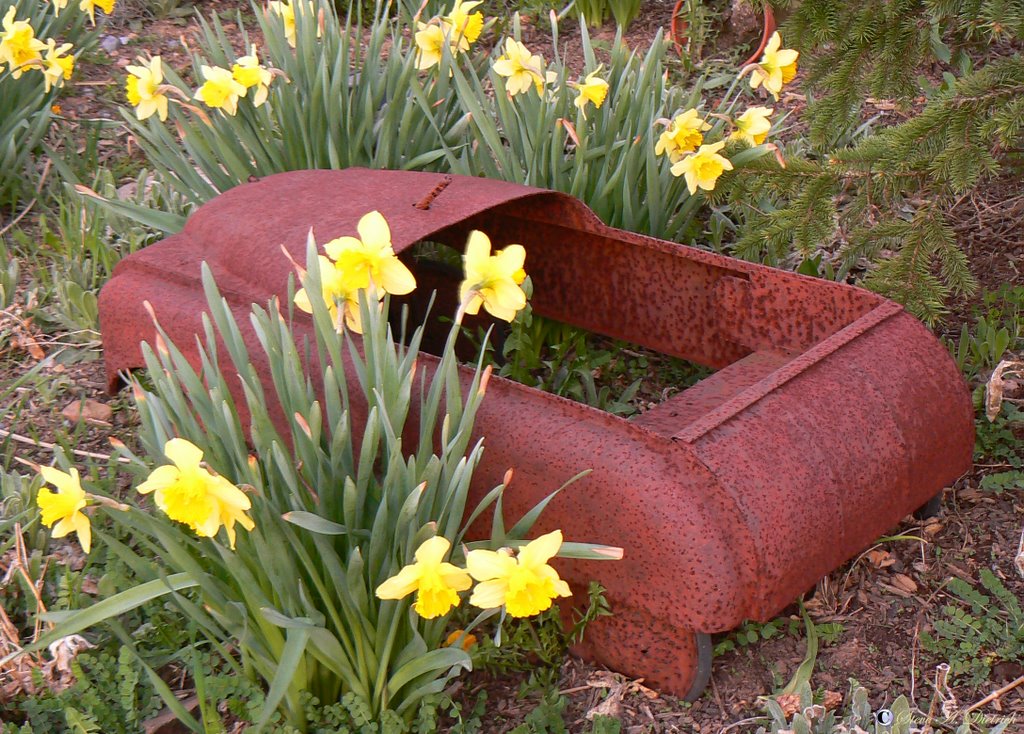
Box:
656, 106, 774, 195
489, 38, 609, 116
36, 438, 255, 553
295, 212, 529, 331
648, 33, 796, 195
375, 530, 573, 619
655, 108, 734, 195
414, 0, 485, 71
413, 9, 608, 114
293, 210, 416, 333
124, 47, 277, 122
0, 7, 76, 92
492, 38, 549, 98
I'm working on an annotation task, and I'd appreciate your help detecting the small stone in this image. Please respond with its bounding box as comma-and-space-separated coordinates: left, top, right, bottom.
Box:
100, 35, 121, 53
62, 398, 113, 424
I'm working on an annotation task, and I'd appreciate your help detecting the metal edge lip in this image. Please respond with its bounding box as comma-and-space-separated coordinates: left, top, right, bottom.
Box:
674, 300, 906, 443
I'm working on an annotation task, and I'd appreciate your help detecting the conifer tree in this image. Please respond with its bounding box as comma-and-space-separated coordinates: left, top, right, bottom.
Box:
723, 0, 1024, 323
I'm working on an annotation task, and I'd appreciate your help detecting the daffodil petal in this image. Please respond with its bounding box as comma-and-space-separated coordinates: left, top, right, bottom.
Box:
293, 287, 313, 313
488, 278, 527, 311
137, 464, 179, 494
468, 578, 508, 609
518, 529, 562, 567
73, 512, 92, 553
439, 563, 473, 591
775, 49, 798, 67
164, 438, 204, 470
208, 476, 252, 510
376, 564, 421, 599
357, 210, 391, 250
463, 230, 491, 274
38, 466, 80, 494
378, 256, 416, 296
414, 535, 452, 565
465, 548, 517, 581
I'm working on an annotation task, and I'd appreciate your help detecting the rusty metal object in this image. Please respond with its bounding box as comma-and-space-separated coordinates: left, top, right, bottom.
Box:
99, 169, 974, 699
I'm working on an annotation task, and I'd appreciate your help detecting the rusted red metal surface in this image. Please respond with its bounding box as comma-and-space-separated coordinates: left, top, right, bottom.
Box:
99, 169, 974, 699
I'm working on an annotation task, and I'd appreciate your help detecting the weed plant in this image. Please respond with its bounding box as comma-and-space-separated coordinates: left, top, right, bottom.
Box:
920, 568, 1024, 687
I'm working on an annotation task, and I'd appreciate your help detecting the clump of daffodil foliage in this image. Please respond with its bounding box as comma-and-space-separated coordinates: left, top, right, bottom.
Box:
100, 0, 1019, 326
12, 212, 621, 730
0, 0, 102, 208
108, 0, 791, 248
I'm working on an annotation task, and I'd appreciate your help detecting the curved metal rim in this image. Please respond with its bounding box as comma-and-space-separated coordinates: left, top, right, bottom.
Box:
683, 632, 714, 702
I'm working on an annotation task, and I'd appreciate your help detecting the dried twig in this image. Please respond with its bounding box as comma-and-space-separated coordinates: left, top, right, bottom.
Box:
961, 673, 1024, 717
1, 429, 129, 463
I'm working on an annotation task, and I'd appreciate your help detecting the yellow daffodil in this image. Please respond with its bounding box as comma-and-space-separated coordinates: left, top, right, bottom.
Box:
293, 254, 364, 333
138, 438, 255, 549
0, 8, 46, 79
671, 140, 734, 195
269, 0, 297, 47
654, 108, 711, 163
79, 0, 116, 26
376, 536, 472, 619
232, 45, 273, 107
51, 0, 71, 11
466, 530, 572, 617
459, 230, 527, 322
492, 38, 546, 98
572, 66, 609, 119
37, 466, 91, 553
414, 21, 448, 71
125, 56, 169, 121
444, 0, 483, 50
269, 1, 317, 48
41, 39, 74, 93
195, 65, 247, 115
749, 31, 798, 99
323, 211, 416, 296
729, 106, 773, 146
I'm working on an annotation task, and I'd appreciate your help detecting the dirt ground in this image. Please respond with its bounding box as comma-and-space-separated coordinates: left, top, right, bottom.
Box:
1, 1, 1022, 732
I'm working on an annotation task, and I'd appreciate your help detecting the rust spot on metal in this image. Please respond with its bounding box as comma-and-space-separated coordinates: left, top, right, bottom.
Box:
98, 169, 974, 699
413, 175, 452, 210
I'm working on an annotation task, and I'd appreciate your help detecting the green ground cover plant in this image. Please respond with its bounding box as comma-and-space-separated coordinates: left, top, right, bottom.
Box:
920, 569, 1024, 688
